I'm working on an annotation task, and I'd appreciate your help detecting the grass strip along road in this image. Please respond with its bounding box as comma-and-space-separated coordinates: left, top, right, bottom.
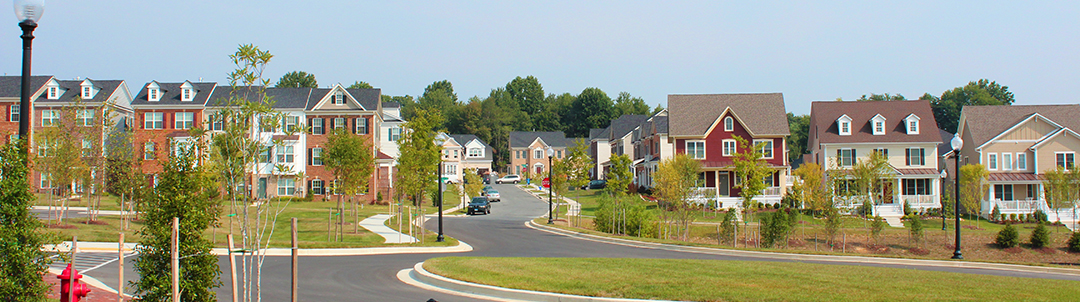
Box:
424, 257, 1080, 301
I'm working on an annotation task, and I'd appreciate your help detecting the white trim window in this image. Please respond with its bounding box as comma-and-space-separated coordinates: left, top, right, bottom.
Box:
277, 145, 295, 163
148, 88, 159, 101
181, 88, 194, 102
144, 142, 156, 160
82, 139, 93, 157
41, 109, 59, 127
1016, 153, 1027, 170
722, 139, 737, 157
311, 179, 324, 195
988, 153, 998, 170
333, 117, 345, 130
312, 118, 324, 135
686, 141, 705, 159
534, 149, 544, 159
333, 92, 345, 105
837, 148, 855, 167
40, 172, 52, 189
36, 138, 50, 157
388, 127, 401, 141
76, 109, 94, 127
468, 147, 483, 158
1002, 153, 1013, 170
905, 148, 925, 166
82, 86, 92, 99
9, 105, 19, 122
723, 116, 734, 132
311, 147, 324, 166
840, 122, 850, 135
755, 139, 773, 159
355, 117, 368, 134
284, 115, 299, 133
210, 114, 224, 131
1057, 152, 1075, 170
48, 87, 59, 99
277, 178, 296, 196
144, 112, 164, 129
175, 112, 194, 129
873, 148, 889, 157
908, 120, 919, 134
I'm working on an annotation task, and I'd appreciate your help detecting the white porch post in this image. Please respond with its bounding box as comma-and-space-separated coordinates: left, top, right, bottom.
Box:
714, 171, 721, 209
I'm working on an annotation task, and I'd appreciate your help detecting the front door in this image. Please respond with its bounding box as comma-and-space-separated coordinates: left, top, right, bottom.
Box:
881, 181, 894, 204
258, 177, 267, 199
718, 172, 730, 197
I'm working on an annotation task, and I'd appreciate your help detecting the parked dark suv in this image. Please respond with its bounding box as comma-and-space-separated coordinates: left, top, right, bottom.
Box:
467, 196, 491, 215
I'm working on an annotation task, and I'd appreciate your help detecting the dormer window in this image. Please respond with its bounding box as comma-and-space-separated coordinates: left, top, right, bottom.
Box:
723, 116, 734, 132
180, 82, 195, 102
80, 80, 97, 99
82, 86, 91, 98
871, 114, 886, 135
47, 87, 59, 99
149, 88, 159, 101
904, 114, 920, 135
837, 114, 852, 136
333, 92, 344, 105
147, 82, 161, 102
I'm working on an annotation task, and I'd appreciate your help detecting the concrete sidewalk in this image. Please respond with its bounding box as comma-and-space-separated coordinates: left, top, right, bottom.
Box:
362, 214, 419, 243
518, 184, 582, 217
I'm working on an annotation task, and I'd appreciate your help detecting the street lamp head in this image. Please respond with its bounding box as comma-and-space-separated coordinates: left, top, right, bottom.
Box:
546, 146, 554, 158
14, 0, 44, 23
950, 133, 963, 152
940, 169, 947, 179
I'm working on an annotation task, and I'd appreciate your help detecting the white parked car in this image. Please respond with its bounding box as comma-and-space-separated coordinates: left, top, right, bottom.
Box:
495, 175, 521, 184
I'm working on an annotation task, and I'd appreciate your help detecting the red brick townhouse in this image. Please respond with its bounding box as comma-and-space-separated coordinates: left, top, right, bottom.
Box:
668, 93, 791, 209
131, 80, 217, 176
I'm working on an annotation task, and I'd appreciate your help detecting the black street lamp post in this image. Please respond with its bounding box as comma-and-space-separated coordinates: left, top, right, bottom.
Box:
940, 169, 948, 230
15, 0, 44, 151
437, 161, 444, 242
547, 146, 554, 224
951, 134, 964, 260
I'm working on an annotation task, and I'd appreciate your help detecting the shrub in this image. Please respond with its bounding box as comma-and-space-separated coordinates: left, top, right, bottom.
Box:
1030, 223, 1050, 248
1024, 213, 1033, 223
1008, 213, 1018, 222
1034, 210, 1048, 223
720, 209, 737, 244
870, 216, 885, 243
624, 204, 656, 237
858, 201, 874, 217
824, 208, 841, 244
903, 201, 913, 216
1068, 231, 1080, 253
991, 206, 1001, 222
996, 224, 1020, 248
760, 209, 791, 248
907, 215, 924, 243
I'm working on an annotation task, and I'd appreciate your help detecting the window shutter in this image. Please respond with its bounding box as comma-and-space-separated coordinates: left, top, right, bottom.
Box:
836, 149, 841, 162
308, 148, 313, 165
308, 118, 313, 134
851, 149, 856, 162
353, 118, 359, 135
905, 148, 911, 165
308, 180, 313, 194
365, 117, 370, 135
919, 148, 925, 165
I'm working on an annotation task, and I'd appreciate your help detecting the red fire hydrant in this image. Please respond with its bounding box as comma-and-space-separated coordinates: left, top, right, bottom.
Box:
57, 264, 91, 302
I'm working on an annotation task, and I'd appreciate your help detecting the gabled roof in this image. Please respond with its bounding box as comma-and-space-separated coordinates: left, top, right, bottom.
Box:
205, 86, 312, 109
132, 81, 217, 106
509, 131, 572, 148
668, 93, 789, 137
608, 114, 648, 140
588, 128, 606, 140
653, 115, 669, 134
304, 88, 381, 111
0, 75, 51, 98
959, 105, 1080, 150
35, 79, 125, 104
450, 134, 494, 161
809, 100, 939, 144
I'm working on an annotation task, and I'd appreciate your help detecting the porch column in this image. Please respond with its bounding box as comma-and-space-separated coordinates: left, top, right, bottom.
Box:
714, 171, 720, 209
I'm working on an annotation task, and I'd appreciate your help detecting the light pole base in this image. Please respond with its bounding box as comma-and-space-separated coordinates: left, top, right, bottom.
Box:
547, 218, 553, 224
951, 251, 963, 260
436, 235, 444, 242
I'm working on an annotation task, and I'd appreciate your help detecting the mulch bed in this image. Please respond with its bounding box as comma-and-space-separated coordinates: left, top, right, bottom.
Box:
908, 247, 930, 255
1003, 247, 1024, 254
47, 224, 77, 229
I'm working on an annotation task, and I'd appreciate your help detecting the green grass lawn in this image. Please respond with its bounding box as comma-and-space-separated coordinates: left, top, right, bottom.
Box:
425, 257, 1080, 301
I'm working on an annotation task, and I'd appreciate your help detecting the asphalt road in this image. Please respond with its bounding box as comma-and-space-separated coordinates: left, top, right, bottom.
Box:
84, 184, 1080, 301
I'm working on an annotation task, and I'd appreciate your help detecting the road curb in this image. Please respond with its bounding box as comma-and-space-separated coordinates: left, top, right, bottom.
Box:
400, 262, 677, 302
209, 240, 473, 256
526, 220, 1080, 277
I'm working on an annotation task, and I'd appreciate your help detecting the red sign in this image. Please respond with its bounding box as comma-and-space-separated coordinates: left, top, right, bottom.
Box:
542, 178, 550, 188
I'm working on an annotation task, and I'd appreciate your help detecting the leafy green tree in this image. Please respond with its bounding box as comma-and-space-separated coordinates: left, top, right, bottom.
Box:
0, 142, 53, 301
612, 92, 650, 117
720, 209, 737, 244
786, 113, 810, 160
604, 154, 633, 197
959, 164, 989, 226
324, 128, 375, 199
506, 76, 545, 117
562, 139, 593, 199
566, 87, 614, 138
760, 209, 791, 248
732, 135, 772, 214
792, 162, 831, 214
132, 147, 220, 301
651, 104, 665, 115
348, 81, 374, 89
1030, 223, 1050, 248
397, 108, 444, 207
930, 79, 1015, 133
654, 154, 703, 240
1043, 166, 1080, 225
856, 93, 905, 101
275, 71, 317, 88
824, 207, 842, 245
848, 150, 891, 214
908, 214, 924, 244
870, 216, 885, 244
996, 223, 1019, 248
463, 169, 483, 197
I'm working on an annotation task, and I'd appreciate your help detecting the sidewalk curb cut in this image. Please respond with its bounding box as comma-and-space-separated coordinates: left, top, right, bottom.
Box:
526, 221, 1080, 277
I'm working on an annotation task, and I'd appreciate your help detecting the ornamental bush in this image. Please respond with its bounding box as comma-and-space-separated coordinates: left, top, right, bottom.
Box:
996, 224, 1020, 248
991, 206, 1001, 222
1030, 223, 1050, 248
1067, 231, 1080, 253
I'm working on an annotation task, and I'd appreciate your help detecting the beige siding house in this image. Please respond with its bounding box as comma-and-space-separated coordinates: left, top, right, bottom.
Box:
957, 105, 1080, 228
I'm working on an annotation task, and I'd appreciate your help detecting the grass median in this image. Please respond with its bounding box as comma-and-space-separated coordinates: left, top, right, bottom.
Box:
424, 257, 1080, 301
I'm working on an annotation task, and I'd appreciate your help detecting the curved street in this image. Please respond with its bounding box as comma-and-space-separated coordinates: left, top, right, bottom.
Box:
84, 184, 1080, 301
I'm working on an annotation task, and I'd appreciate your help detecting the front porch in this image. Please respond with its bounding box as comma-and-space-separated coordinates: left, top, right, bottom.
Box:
691, 186, 784, 209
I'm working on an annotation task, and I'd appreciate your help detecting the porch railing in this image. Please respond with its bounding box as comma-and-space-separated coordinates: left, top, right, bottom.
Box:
902, 195, 938, 208
763, 186, 782, 196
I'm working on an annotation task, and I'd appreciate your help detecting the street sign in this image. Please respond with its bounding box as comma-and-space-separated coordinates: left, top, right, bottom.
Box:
542, 177, 550, 188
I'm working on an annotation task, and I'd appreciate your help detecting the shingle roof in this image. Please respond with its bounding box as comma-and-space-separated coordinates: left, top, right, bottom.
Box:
132, 81, 217, 106
35, 79, 124, 104
509, 131, 571, 148
588, 128, 605, 140
809, 100, 940, 144
608, 115, 648, 140
206, 86, 315, 109
303, 88, 381, 111
937, 129, 954, 156
383, 101, 400, 108
449, 134, 494, 160
653, 115, 669, 134
668, 93, 789, 136
0, 75, 52, 98
959, 104, 1080, 149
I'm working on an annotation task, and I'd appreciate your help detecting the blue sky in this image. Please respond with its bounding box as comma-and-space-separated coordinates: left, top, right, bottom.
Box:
4, 1, 1078, 115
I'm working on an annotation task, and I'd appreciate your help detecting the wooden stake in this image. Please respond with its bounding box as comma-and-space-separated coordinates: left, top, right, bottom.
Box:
70, 235, 77, 302
172, 217, 179, 302
327, 208, 332, 242
118, 233, 124, 302
291, 217, 298, 302
228, 234, 238, 302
